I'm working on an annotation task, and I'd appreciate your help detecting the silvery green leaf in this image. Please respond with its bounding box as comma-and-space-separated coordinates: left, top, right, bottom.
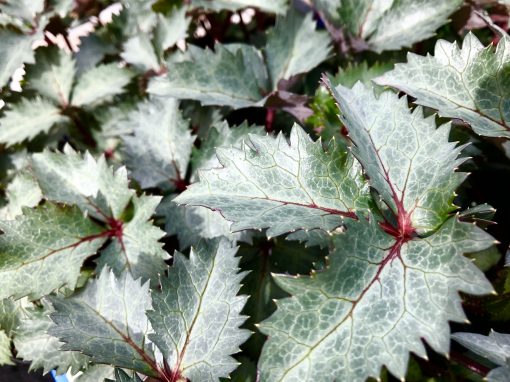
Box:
0, 98, 68, 146
0, 171, 42, 220
452, 330, 510, 367
0, 28, 42, 88
154, 7, 190, 53
122, 97, 194, 189
147, 239, 250, 381
191, 120, 264, 180
121, 35, 160, 73
258, 217, 494, 382
14, 303, 89, 374
265, 9, 331, 89
224, 44, 269, 94
365, 0, 462, 52
75, 35, 117, 76
488, 367, 510, 382
26, 46, 76, 106
31, 145, 134, 220
71, 63, 134, 107
314, 0, 461, 52
328, 81, 465, 234
0, 0, 44, 22
97, 194, 170, 284
49, 268, 157, 376
376, 33, 510, 138
175, 124, 370, 237
48, 0, 75, 18
0, 297, 31, 335
120, 0, 157, 35
158, 196, 244, 250
164, 122, 262, 248
148, 44, 267, 109
0, 203, 107, 300
191, 0, 287, 14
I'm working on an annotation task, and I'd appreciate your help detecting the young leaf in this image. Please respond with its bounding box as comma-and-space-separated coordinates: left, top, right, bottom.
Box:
31, 146, 134, 220
0, 28, 42, 88
25, 47, 76, 106
122, 97, 195, 189
376, 33, 510, 138
0, 329, 12, 365
308, 61, 393, 142
13, 303, 90, 374
0, 98, 68, 146
147, 239, 250, 381
265, 10, 331, 89
191, 0, 287, 14
96, 194, 170, 284
258, 217, 494, 381
0, 203, 107, 300
148, 44, 267, 109
328, 81, 465, 234
175, 125, 370, 237
49, 268, 157, 376
71, 63, 134, 107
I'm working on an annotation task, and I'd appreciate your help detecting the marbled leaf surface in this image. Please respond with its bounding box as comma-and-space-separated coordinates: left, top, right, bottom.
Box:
377, 33, 510, 138
31, 145, 134, 220
0, 203, 107, 300
175, 125, 370, 237
147, 239, 250, 381
0, 98, 68, 146
14, 303, 89, 374
49, 269, 156, 376
258, 217, 494, 382
328, 81, 465, 234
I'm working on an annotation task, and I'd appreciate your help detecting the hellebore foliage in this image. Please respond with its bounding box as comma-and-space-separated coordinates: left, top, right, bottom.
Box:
0, 1, 509, 382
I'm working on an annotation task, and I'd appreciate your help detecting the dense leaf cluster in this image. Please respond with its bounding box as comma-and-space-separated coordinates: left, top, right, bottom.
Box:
0, 1, 510, 382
